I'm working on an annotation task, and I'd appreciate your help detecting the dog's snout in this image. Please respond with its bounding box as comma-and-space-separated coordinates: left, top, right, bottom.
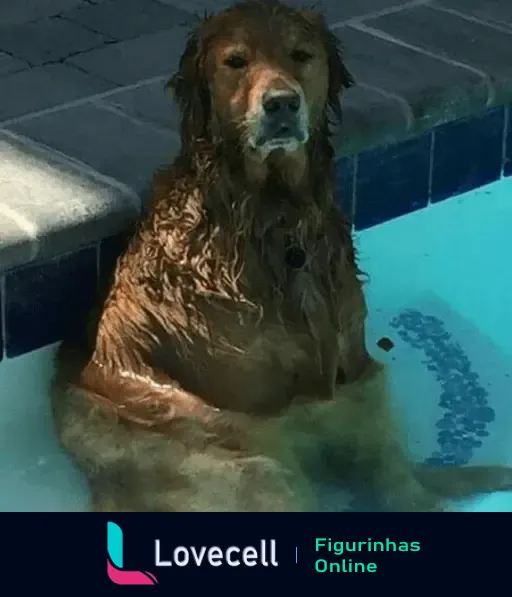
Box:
262, 91, 301, 115
252, 84, 307, 149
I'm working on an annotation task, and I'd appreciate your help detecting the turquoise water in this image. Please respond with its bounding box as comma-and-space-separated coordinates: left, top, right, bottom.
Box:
0, 176, 511, 511
361, 175, 512, 512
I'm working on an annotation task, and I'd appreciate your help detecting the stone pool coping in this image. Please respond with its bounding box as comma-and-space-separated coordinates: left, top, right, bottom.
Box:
0, 0, 511, 359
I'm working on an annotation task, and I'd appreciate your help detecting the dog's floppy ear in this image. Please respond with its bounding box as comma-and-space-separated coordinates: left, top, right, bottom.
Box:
166, 28, 210, 151
300, 9, 354, 120
324, 30, 354, 120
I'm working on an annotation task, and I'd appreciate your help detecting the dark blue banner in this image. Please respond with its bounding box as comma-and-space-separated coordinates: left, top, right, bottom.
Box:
3, 514, 505, 590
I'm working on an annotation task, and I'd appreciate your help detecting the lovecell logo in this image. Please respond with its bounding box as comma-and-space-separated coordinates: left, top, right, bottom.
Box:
107, 522, 158, 585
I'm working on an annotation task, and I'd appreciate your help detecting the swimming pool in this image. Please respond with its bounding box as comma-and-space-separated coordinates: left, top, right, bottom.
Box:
1, 175, 511, 512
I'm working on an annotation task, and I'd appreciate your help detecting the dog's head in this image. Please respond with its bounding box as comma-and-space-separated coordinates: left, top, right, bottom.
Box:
168, 0, 353, 158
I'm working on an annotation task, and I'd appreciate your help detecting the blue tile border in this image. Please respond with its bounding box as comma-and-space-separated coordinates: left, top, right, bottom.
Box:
0, 103, 510, 359
431, 107, 504, 204
4, 246, 97, 358
348, 103, 509, 231
99, 229, 133, 291
354, 132, 431, 230
334, 155, 355, 221
505, 105, 511, 177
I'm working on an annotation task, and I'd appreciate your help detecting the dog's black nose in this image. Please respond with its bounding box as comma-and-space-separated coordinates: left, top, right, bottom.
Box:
263, 91, 301, 115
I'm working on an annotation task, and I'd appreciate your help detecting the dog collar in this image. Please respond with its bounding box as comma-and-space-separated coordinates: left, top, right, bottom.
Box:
285, 245, 307, 270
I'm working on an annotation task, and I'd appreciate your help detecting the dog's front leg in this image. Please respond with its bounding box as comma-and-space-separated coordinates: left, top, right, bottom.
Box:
56, 362, 313, 512
353, 361, 451, 511
323, 360, 449, 512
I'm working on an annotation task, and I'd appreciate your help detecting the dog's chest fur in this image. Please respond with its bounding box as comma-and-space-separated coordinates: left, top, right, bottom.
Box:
160, 222, 344, 416
127, 170, 356, 416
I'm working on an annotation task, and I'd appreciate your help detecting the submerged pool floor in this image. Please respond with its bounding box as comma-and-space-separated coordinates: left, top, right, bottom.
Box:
1, 176, 511, 512
361, 176, 512, 512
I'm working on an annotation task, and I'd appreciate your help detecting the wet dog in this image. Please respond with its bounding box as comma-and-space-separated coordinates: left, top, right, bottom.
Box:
52, 0, 512, 511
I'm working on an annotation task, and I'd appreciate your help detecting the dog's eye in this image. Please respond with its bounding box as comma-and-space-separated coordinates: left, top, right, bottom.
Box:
224, 54, 248, 69
291, 49, 313, 63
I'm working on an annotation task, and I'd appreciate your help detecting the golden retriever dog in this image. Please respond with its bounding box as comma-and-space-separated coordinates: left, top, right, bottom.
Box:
52, 0, 512, 512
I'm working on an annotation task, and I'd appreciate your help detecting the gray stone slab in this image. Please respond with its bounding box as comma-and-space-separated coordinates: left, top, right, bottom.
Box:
11, 102, 181, 193
62, 0, 191, 42
0, 0, 83, 26
434, 0, 512, 29
0, 204, 37, 271
336, 84, 411, 155
0, 16, 107, 66
365, 4, 512, 103
0, 64, 113, 123
337, 26, 490, 133
0, 129, 140, 273
157, 0, 413, 24
156, 0, 236, 15
67, 25, 189, 85
309, 0, 423, 25
103, 78, 179, 131
0, 52, 29, 76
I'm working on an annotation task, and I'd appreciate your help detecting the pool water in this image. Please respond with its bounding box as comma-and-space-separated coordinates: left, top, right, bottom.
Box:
1, 176, 511, 512
361, 176, 512, 512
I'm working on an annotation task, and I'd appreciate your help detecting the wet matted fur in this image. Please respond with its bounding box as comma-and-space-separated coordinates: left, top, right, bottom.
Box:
52, 0, 512, 512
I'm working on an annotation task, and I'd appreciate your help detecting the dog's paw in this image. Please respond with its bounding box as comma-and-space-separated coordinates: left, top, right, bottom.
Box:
416, 464, 512, 499
383, 482, 450, 512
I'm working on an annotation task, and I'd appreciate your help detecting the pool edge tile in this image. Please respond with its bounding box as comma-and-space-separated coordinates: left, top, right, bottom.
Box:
354, 133, 431, 230
431, 107, 505, 204
0, 276, 4, 362
4, 246, 98, 358
505, 105, 512, 176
